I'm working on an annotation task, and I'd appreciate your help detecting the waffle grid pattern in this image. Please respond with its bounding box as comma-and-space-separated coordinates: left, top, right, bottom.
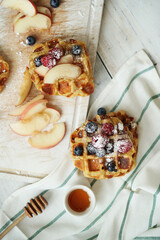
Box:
29, 38, 94, 97
0, 56, 9, 93
71, 111, 138, 179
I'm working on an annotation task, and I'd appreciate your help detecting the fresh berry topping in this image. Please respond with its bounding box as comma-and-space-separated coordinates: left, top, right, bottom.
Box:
74, 146, 83, 156
50, 0, 60, 8
115, 139, 132, 153
49, 47, 63, 60
41, 55, 56, 69
117, 123, 124, 134
26, 36, 36, 46
72, 45, 82, 55
96, 148, 106, 157
101, 123, 114, 136
87, 143, 96, 155
34, 56, 42, 67
85, 121, 98, 134
92, 134, 109, 149
105, 139, 114, 154
107, 162, 117, 172
97, 107, 106, 116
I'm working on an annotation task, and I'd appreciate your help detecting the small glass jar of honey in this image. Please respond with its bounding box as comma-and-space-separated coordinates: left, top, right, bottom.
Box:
64, 185, 96, 217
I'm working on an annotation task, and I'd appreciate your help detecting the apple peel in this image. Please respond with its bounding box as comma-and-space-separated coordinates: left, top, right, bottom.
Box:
10, 113, 50, 136
16, 67, 32, 107
28, 122, 65, 149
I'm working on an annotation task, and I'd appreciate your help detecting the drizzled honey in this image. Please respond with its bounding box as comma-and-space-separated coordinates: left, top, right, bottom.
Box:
68, 189, 90, 212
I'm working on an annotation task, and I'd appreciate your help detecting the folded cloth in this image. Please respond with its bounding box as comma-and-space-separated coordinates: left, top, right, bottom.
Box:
0, 50, 160, 240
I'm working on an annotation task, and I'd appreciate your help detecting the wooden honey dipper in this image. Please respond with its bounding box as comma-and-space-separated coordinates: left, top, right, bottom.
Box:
0, 195, 48, 239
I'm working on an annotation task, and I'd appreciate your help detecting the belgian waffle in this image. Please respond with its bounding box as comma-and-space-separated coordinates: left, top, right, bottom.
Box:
29, 38, 94, 97
0, 56, 9, 93
70, 110, 138, 179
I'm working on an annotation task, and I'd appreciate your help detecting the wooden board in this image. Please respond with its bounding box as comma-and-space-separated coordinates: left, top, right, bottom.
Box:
0, 0, 104, 182
98, 0, 160, 77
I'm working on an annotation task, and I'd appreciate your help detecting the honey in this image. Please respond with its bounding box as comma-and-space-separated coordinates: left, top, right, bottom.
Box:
68, 189, 90, 212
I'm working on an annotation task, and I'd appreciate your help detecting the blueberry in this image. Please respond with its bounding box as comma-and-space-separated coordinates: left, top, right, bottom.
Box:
96, 148, 106, 158
72, 45, 82, 55
34, 56, 42, 67
87, 143, 96, 155
97, 108, 106, 116
50, 0, 60, 8
26, 36, 36, 46
107, 162, 117, 172
74, 146, 83, 156
105, 139, 114, 154
85, 121, 98, 134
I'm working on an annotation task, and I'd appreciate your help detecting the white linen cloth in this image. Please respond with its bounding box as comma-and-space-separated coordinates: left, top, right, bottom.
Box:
0, 50, 160, 240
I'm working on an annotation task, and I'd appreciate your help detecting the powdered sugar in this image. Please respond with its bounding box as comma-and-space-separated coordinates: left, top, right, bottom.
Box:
92, 134, 108, 148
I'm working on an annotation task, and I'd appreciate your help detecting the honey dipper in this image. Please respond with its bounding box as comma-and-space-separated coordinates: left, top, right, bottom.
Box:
0, 195, 48, 239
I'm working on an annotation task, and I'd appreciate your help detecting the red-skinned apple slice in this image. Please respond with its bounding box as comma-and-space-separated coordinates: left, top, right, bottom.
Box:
28, 122, 65, 149
9, 95, 44, 116
13, 13, 51, 33
10, 113, 50, 136
58, 55, 73, 64
43, 108, 60, 123
1, 0, 37, 16
13, 13, 24, 24
44, 64, 82, 84
20, 99, 48, 120
37, 6, 51, 17
35, 65, 49, 77
16, 67, 32, 107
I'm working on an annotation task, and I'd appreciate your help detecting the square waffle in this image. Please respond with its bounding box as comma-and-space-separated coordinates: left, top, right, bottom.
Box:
70, 110, 138, 179
29, 38, 94, 97
0, 56, 9, 93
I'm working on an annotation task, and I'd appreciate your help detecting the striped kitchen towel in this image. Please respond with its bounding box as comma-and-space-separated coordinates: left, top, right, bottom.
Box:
0, 50, 160, 240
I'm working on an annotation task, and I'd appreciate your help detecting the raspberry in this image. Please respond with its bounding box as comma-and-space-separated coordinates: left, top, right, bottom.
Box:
49, 47, 63, 60
41, 55, 56, 69
115, 139, 132, 153
101, 123, 114, 136
92, 134, 109, 149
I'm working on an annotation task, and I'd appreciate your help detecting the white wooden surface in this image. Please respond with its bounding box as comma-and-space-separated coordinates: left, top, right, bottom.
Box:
0, 0, 104, 181
1, 0, 160, 210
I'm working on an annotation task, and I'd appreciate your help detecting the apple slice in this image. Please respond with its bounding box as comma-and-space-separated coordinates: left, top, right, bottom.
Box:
10, 95, 44, 116
43, 108, 60, 123
37, 6, 51, 17
35, 65, 49, 77
10, 113, 50, 136
58, 55, 73, 64
13, 13, 24, 24
20, 99, 48, 120
16, 67, 32, 107
44, 64, 82, 84
28, 122, 65, 149
1, 0, 37, 16
13, 13, 51, 33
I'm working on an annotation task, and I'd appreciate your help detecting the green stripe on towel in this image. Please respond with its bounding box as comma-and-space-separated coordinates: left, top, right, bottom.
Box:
27, 210, 66, 240
137, 94, 160, 125
148, 185, 160, 229
118, 135, 160, 239
0, 168, 77, 234
82, 134, 160, 232
110, 66, 154, 112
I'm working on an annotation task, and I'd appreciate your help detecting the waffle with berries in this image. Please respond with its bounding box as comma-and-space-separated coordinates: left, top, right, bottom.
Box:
70, 110, 138, 179
0, 56, 9, 93
29, 39, 94, 97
